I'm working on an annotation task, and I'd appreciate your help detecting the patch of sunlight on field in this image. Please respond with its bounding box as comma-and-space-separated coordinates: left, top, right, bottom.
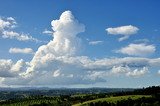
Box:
72, 95, 151, 106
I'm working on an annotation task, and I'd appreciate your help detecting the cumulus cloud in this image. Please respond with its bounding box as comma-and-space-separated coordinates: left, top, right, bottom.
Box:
89, 40, 103, 45
11, 59, 27, 72
0, 11, 159, 87
0, 17, 16, 30
0, 59, 15, 77
116, 43, 156, 56
0, 17, 41, 42
111, 65, 148, 77
2, 31, 40, 42
126, 67, 148, 77
106, 25, 139, 41
111, 66, 130, 74
9, 48, 34, 54
1, 56, 160, 86
21, 10, 86, 85
85, 71, 106, 82
0, 59, 27, 78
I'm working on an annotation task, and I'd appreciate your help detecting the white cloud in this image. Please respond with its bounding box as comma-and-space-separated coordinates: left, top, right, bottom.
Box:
106, 25, 139, 41
2, 31, 40, 42
0, 11, 159, 87
42, 29, 53, 35
111, 65, 148, 77
85, 71, 106, 82
106, 25, 139, 35
89, 41, 103, 45
0, 19, 10, 30
9, 48, 34, 54
116, 43, 156, 56
53, 69, 61, 77
21, 10, 86, 85
111, 66, 130, 74
0, 17, 16, 30
126, 67, 148, 77
11, 59, 27, 72
0, 59, 15, 77
7, 17, 16, 22
0, 59, 27, 78
1, 56, 160, 86
0, 17, 41, 42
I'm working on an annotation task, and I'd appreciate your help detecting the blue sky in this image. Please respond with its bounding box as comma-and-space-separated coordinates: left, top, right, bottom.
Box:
0, 0, 160, 88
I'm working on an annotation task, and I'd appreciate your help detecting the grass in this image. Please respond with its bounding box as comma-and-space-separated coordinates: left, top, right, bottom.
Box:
72, 95, 152, 106
0, 95, 152, 106
0, 99, 59, 106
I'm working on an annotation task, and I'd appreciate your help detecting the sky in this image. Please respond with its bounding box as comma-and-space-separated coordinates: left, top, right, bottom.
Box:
0, 0, 160, 88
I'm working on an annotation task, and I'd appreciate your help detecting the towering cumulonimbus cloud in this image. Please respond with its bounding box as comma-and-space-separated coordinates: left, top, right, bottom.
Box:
10, 10, 94, 86
26, 11, 85, 74
50, 10, 85, 56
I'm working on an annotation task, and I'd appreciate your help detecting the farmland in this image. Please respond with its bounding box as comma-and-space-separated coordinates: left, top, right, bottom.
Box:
73, 95, 151, 106
0, 86, 159, 106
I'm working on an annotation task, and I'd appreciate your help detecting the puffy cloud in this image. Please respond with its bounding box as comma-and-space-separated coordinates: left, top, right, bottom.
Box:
49, 10, 84, 56
6, 56, 160, 85
106, 25, 139, 41
0, 17, 16, 30
11, 59, 27, 72
0, 19, 10, 30
2, 31, 39, 42
9, 48, 34, 54
0, 17, 41, 42
89, 40, 103, 45
116, 43, 156, 56
84, 71, 106, 82
106, 25, 139, 35
0, 59, 15, 77
126, 67, 148, 77
20, 10, 86, 85
0, 11, 159, 87
1, 56, 160, 86
111, 66, 130, 74
111, 65, 148, 77
0, 59, 27, 78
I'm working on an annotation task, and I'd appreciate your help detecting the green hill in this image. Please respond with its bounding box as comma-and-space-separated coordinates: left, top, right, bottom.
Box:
73, 95, 151, 106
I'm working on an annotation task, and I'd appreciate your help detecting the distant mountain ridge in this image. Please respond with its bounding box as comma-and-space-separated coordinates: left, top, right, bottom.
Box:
0, 87, 134, 91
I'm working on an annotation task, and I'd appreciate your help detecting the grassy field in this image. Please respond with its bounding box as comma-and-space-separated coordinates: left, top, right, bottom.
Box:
0, 98, 61, 106
73, 95, 152, 106
0, 95, 153, 106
